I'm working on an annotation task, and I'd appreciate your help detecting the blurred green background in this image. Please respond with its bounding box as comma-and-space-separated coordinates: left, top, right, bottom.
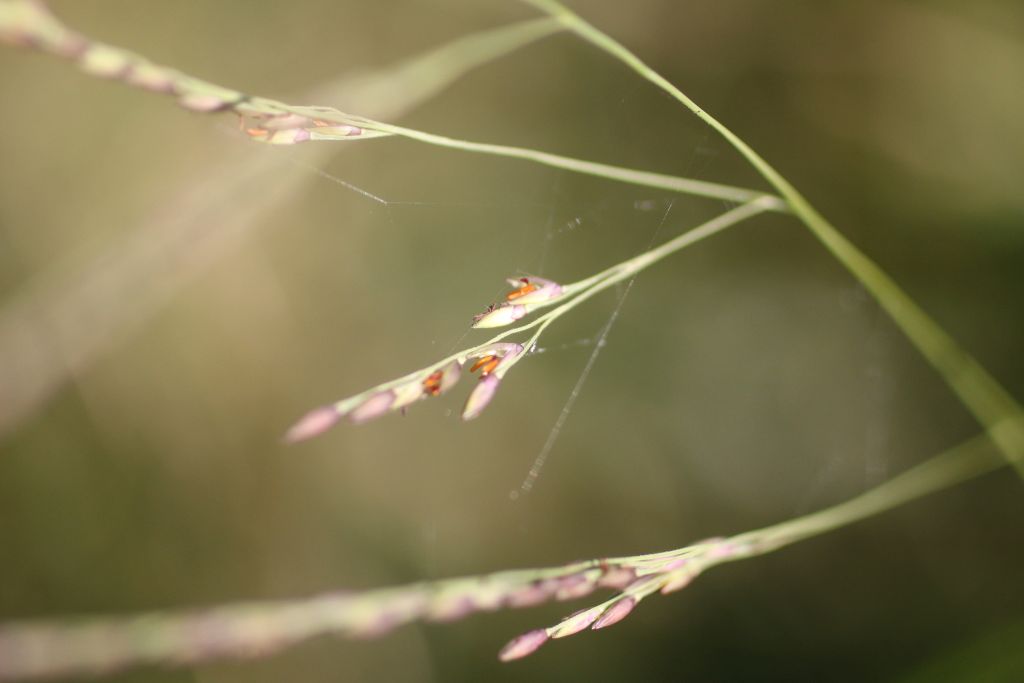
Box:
1, 1, 1022, 681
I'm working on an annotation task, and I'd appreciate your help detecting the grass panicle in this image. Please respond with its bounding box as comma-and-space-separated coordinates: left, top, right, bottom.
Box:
0, 434, 1005, 678
0, 0, 1018, 679
285, 200, 772, 440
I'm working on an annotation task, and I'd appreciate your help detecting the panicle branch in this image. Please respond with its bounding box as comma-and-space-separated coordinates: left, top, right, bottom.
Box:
0, 0, 385, 142
0, 536, 730, 679
1, 429, 1005, 679
285, 200, 772, 441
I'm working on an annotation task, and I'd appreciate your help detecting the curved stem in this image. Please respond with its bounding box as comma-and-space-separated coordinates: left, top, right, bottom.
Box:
522, 0, 1024, 474
730, 433, 1003, 553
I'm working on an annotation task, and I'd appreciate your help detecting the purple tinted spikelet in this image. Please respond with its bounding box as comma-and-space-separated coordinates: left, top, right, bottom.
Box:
498, 629, 549, 662
348, 391, 395, 424
504, 276, 562, 305
597, 567, 637, 590
283, 357, 467, 440
472, 303, 527, 329
505, 580, 557, 608
461, 343, 524, 420
591, 597, 636, 630
553, 571, 600, 600
438, 360, 462, 392
660, 563, 702, 594
283, 406, 341, 443
549, 607, 602, 638
264, 127, 311, 145
472, 276, 563, 328
426, 596, 477, 623
462, 374, 500, 420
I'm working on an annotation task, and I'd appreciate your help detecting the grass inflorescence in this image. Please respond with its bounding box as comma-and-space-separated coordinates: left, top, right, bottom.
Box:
0, 0, 1019, 679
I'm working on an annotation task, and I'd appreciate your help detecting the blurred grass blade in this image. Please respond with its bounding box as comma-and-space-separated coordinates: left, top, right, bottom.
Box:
0, 7, 565, 436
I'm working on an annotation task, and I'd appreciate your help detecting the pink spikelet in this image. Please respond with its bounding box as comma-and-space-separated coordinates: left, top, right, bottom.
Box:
498, 629, 549, 662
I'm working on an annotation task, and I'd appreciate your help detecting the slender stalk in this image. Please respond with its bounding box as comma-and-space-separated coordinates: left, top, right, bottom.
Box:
513, 198, 776, 358
521, 0, 1024, 474
361, 120, 784, 208
729, 433, 1003, 552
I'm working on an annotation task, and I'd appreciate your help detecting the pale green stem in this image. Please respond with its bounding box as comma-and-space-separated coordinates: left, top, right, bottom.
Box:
362, 120, 785, 209
522, 0, 1024, 474
616, 433, 1006, 591
505, 198, 774, 370
729, 433, 1004, 554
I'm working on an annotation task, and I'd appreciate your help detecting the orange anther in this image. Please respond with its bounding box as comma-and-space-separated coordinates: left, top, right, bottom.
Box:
422, 370, 444, 396
470, 355, 500, 376
470, 355, 494, 372
506, 278, 538, 301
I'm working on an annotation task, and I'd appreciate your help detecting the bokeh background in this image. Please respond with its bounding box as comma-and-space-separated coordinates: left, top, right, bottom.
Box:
1, 1, 1022, 681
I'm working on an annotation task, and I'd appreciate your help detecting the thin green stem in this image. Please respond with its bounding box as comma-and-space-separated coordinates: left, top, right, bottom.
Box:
363, 120, 786, 209
512, 197, 750, 317
730, 433, 1004, 553
504, 198, 773, 368
526, 198, 772, 325
523, 0, 1024, 475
